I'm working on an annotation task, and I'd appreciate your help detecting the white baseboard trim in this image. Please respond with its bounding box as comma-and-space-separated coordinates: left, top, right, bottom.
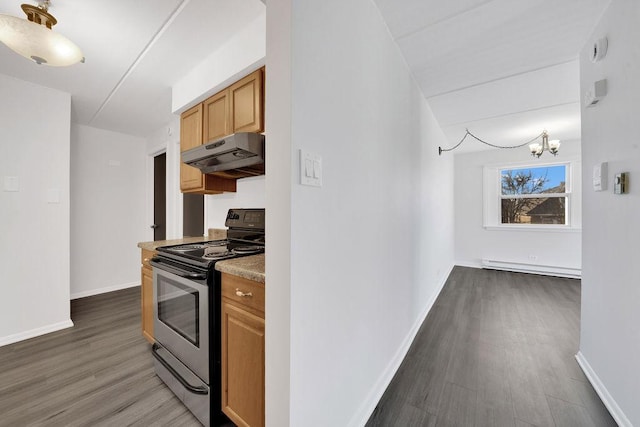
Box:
481, 259, 581, 279
0, 319, 74, 348
575, 351, 631, 427
71, 281, 140, 300
348, 263, 454, 427
454, 260, 482, 269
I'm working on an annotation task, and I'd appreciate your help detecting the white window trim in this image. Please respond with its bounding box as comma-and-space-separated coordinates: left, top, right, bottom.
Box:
483, 157, 582, 231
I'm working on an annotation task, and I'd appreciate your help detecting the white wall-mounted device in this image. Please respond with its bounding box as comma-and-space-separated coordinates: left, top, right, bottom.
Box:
585, 79, 607, 107
591, 37, 608, 63
593, 162, 607, 191
300, 149, 322, 187
3, 176, 20, 192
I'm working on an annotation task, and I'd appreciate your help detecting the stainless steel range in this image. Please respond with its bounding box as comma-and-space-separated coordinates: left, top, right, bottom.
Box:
150, 208, 265, 426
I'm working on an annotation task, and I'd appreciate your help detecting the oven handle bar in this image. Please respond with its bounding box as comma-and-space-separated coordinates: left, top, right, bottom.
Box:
150, 258, 207, 280
151, 343, 209, 395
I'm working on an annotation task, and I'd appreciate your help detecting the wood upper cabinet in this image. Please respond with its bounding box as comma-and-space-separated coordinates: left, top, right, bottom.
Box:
179, 67, 264, 194
140, 248, 156, 343
180, 103, 237, 194
203, 90, 230, 143
229, 68, 264, 134
221, 273, 265, 427
180, 104, 205, 192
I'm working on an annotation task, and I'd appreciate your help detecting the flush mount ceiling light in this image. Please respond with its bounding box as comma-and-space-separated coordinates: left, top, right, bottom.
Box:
438, 129, 560, 158
0, 0, 84, 66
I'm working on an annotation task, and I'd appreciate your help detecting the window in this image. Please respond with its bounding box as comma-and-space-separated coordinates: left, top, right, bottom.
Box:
500, 165, 567, 225
483, 160, 581, 230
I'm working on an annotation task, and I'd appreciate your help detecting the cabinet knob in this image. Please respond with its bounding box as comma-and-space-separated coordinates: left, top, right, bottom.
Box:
235, 288, 253, 298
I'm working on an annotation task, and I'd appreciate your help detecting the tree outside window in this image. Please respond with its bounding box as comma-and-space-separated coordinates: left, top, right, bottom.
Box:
500, 165, 567, 225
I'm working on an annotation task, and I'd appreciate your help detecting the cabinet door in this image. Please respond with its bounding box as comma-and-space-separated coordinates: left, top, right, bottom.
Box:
141, 266, 154, 343
222, 301, 265, 427
180, 103, 204, 191
203, 90, 230, 143
229, 68, 264, 134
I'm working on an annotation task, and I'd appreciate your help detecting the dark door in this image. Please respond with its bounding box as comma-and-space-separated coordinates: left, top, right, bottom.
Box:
153, 153, 166, 240
183, 194, 204, 237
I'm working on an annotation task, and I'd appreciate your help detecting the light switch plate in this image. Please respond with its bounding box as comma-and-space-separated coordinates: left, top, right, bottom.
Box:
47, 189, 60, 204
3, 176, 19, 192
300, 149, 322, 187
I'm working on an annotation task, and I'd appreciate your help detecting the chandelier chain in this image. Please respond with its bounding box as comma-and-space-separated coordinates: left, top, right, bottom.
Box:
439, 129, 545, 153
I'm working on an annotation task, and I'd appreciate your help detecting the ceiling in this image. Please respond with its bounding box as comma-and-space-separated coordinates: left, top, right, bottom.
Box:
373, 0, 611, 153
1, 0, 610, 148
0, 0, 265, 137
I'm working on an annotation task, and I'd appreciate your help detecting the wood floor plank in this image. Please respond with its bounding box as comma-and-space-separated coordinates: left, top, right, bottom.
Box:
475, 341, 511, 406
546, 395, 599, 427
474, 395, 516, 427
436, 382, 477, 426
571, 378, 618, 427
0, 287, 202, 427
366, 266, 617, 427
392, 403, 436, 427
1, 268, 619, 427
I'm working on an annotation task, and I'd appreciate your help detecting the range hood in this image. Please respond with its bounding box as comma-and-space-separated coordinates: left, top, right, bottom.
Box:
182, 132, 265, 174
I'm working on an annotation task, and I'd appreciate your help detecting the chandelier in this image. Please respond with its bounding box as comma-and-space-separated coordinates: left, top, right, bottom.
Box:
0, 0, 84, 66
528, 131, 560, 158
439, 129, 560, 158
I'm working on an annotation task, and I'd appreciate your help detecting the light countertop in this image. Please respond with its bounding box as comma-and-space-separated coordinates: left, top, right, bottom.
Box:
138, 229, 265, 283
216, 254, 265, 284
137, 228, 227, 251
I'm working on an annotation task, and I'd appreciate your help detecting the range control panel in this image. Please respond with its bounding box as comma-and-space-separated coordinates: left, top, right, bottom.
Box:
225, 208, 265, 229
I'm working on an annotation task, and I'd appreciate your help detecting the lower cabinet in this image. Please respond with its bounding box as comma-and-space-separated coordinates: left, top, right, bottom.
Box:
141, 248, 156, 343
221, 273, 265, 427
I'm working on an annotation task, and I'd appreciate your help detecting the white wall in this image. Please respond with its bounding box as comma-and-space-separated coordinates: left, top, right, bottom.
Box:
577, 1, 640, 425
266, 0, 455, 425
70, 124, 147, 299
0, 74, 72, 345
171, 10, 267, 233
455, 141, 582, 274
172, 11, 266, 114
264, 0, 292, 423
205, 176, 265, 228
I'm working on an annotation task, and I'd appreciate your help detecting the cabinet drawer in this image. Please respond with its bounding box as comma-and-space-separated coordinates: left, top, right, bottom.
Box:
222, 273, 265, 316
141, 249, 156, 268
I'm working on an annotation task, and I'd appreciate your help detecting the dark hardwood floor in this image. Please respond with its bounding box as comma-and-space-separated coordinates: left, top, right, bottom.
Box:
0, 268, 617, 427
366, 266, 617, 427
0, 287, 202, 427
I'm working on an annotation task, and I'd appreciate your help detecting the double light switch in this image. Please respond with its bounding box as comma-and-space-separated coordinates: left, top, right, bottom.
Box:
300, 149, 322, 187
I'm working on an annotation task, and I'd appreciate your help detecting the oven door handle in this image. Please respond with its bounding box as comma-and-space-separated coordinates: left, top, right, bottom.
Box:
150, 258, 207, 280
152, 343, 209, 395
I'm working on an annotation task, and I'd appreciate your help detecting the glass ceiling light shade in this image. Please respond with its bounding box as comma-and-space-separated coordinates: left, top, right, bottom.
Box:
529, 131, 560, 158
0, 1, 84, 66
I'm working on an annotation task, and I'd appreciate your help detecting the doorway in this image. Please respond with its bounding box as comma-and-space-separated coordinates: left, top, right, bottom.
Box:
183, 194, 204, 237
153, 153, 167, 241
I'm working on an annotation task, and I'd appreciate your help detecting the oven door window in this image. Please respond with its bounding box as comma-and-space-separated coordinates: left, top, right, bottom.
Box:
157, 279, 200, 346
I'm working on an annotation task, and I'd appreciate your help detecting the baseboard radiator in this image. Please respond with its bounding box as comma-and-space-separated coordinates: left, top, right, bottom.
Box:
481, 259, 581, 279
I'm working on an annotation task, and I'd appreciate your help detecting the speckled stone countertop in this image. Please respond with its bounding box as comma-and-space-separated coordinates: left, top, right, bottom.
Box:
137, 228, 227, 251
215, 254, 265, 284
